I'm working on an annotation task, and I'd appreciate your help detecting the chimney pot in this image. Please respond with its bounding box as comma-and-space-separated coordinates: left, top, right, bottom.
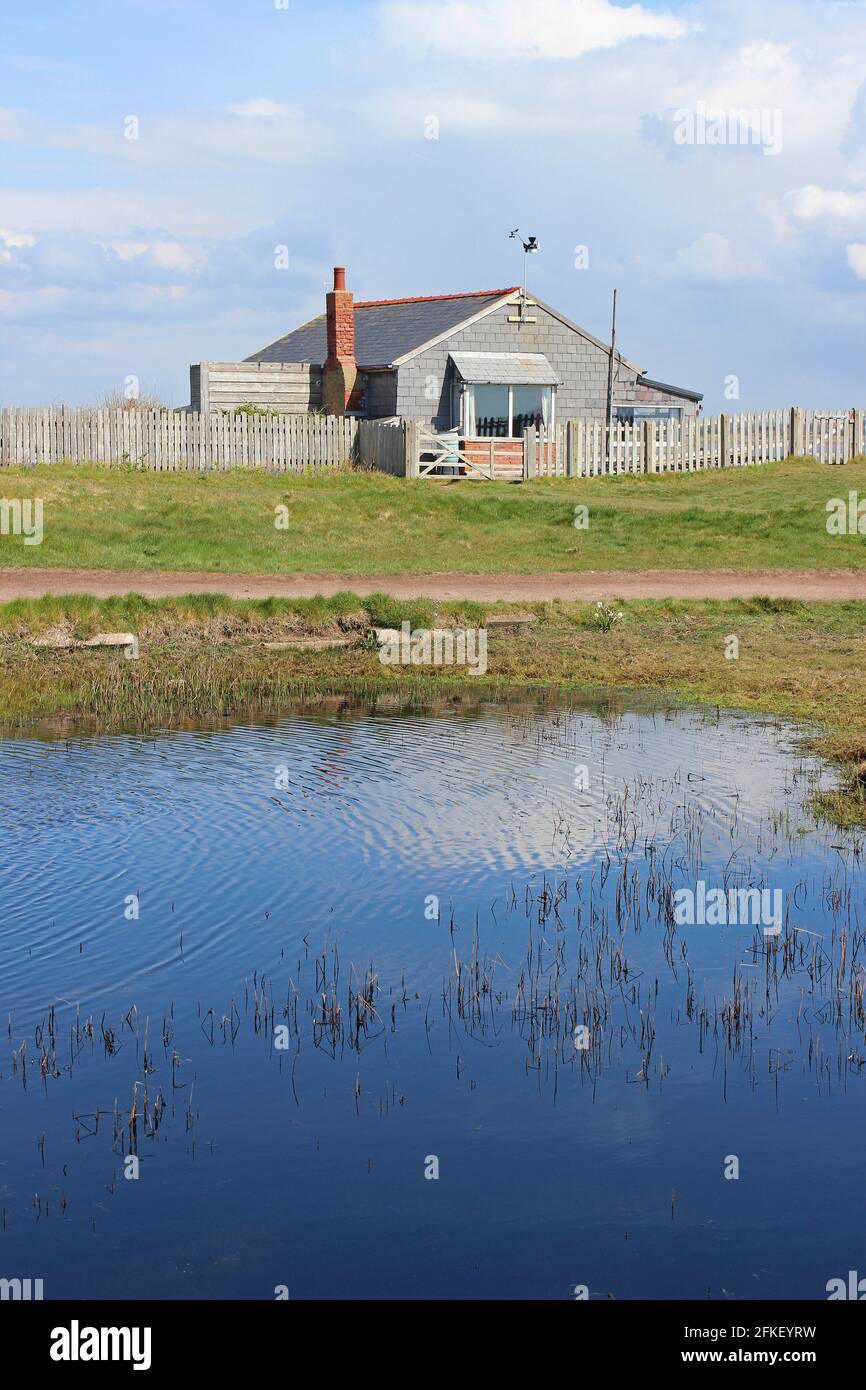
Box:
333, 266, 346, 291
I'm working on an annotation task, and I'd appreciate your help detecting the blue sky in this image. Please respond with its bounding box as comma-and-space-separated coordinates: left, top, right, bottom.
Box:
1, 0, 864, 411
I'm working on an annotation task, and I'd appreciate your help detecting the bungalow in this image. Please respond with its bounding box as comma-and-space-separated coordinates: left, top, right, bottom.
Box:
240, 267, 702, 436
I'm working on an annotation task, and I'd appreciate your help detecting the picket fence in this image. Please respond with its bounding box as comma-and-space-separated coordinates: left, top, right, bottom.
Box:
0, 407, 358, 472
0, 405, 863, 478
528, 408, 866, 478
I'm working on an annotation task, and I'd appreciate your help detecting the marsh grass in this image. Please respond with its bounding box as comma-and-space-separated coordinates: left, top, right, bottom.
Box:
1, 592, 865, 824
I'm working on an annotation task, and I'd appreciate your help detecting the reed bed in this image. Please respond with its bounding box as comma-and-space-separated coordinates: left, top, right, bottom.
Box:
5, 771, 865, 1211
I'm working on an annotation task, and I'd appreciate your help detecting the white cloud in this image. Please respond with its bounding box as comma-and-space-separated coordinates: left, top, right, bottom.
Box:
738, 41, 791, 75
0, 187, 251, 240
671, 232, 762, 282
2, 0, 866, 408
226, 98, 292, 119
0, 227, 36, 268
785, 185, 866, 236
380, 0, 690, 62
374, 89, 564, 137
0, 104, 333, 177
847, 243, 866, 278
0, 228, 36, 249
0, 286, 69, 317
98, 239, 205, 273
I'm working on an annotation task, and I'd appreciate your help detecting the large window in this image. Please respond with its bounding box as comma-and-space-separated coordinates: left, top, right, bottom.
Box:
461, 384, 553, 436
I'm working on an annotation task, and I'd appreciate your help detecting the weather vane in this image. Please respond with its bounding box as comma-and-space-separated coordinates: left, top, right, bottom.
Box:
508, 229, 539, 322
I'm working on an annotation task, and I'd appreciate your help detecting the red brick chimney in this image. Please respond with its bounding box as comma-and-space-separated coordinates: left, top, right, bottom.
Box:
323, 265, 358, 414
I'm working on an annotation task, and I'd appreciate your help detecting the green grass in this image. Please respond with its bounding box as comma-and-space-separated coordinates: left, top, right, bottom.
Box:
1, 457, 865, 574
2, 592, 865, 824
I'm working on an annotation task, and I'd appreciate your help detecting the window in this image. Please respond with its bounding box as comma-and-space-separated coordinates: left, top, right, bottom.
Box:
472, 386, 509, 437
511, 386, 549, 434
616, 405, 683, 424
463, 384, 554, 436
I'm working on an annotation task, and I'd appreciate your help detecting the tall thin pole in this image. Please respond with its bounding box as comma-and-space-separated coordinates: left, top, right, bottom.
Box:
605, 288, 618, 471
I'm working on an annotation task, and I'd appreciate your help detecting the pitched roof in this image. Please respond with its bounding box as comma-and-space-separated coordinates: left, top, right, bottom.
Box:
245, 288, 518, 369
244, 286, 703, 402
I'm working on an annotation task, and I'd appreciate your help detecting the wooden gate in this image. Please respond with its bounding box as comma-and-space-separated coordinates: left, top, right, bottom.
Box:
416, 430, 497, 479
801, 411, 855, 464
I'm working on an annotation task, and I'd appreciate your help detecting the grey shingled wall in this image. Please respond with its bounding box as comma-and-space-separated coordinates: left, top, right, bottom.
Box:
394, 298, 698, 429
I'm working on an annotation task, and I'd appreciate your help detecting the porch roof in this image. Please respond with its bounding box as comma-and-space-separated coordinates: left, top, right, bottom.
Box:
449, 351, 559, 386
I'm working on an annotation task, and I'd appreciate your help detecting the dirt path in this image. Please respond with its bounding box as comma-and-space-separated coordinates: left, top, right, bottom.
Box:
2, 566, 866, 601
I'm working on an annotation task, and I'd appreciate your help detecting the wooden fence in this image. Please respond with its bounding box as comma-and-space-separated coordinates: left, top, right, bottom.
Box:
1, 405, 863, 478
358, 418, 405, 475
190, 361, 322, 414
0, 407, 358, 471
528, 407, 866, 479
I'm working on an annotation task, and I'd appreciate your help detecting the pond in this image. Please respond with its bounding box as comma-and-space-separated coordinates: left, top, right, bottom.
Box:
0, 698, 863, 1301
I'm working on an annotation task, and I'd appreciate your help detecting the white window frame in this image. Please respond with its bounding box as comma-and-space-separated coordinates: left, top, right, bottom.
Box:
457, 383, 555, 437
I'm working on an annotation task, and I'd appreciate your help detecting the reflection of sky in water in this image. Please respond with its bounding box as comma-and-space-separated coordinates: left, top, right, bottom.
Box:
0, 702, 862, 1301
0, 704, 826, 1015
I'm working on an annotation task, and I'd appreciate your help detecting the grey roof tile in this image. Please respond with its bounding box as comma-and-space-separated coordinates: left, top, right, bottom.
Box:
245, 291, 516, 369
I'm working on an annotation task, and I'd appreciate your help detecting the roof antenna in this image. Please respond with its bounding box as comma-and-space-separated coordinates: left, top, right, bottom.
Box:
508, 229, 538, 322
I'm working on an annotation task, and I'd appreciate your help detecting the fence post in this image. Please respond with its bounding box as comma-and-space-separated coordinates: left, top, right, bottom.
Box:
850, 408, 863, 462
643, 418, 654, 474
566, 420, 574, 478
403, 419, 417, 478
720, 413, 730, 468
523, 427, 536, 480
790, 406, 803, 458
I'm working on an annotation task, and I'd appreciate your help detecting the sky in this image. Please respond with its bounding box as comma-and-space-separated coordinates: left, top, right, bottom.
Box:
0, 0, 864, 412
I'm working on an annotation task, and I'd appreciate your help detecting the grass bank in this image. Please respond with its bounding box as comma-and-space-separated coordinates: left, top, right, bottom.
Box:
1, 591, 864, 825
1, 458, 865, 574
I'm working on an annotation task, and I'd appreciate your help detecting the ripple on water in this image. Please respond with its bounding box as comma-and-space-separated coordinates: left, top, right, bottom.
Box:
0, 702, 829, 1021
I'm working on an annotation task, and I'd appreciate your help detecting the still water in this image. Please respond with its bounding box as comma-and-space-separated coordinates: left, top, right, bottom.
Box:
0, 699, 863, 1300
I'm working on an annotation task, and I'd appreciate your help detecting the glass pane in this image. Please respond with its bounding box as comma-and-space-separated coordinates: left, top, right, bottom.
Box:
512, 386, 549, 435
472, 386, 509, 437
